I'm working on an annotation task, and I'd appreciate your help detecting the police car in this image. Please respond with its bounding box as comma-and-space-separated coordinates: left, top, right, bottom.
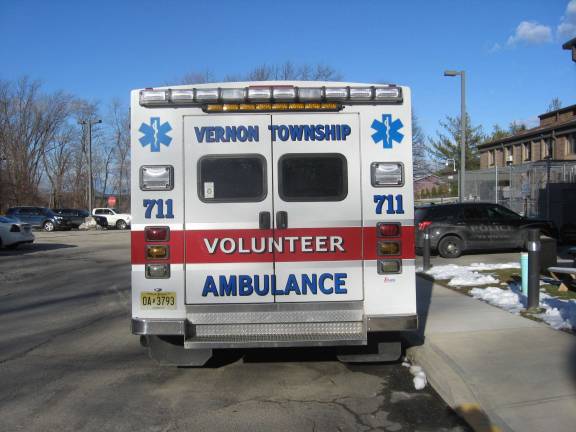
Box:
131, 81, 416, 366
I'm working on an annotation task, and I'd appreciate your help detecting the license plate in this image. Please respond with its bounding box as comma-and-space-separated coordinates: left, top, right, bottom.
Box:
141, 291, 176, 309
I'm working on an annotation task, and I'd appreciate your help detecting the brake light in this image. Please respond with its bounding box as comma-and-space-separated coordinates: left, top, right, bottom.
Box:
377, 223, 400, 237
418, 221, 432, 231
145, 226, 170, 242
10, 224, 20, 232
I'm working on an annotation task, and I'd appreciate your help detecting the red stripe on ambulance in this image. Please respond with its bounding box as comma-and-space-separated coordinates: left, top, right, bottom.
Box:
131, 226, 414, 264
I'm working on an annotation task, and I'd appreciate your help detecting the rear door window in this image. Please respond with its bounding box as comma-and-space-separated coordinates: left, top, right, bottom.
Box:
198, 155, 266, 202
463, 206, 489, 220
278, 153, 347, 201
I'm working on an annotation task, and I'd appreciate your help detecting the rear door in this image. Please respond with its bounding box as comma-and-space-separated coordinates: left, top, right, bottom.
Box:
184, 115, 275, 304
271, 113, 363, 302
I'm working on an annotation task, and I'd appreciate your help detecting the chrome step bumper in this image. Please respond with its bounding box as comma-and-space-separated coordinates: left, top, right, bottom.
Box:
185, 321, 366, 349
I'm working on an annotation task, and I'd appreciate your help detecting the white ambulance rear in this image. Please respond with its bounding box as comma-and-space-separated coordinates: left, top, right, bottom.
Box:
131, 82, 416, 366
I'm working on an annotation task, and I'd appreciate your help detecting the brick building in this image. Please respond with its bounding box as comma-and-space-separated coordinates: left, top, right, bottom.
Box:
478, 104, 576, 169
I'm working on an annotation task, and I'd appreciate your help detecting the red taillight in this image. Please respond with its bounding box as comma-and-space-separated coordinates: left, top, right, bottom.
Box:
10, 224, 21, 232
418, 221, 432, 231
378, 223, 400, 237
145, 226, 170, 242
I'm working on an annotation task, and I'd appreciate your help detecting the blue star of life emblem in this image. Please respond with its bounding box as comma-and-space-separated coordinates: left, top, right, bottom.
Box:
139, 117, 172, 152
371, 114, 404, 149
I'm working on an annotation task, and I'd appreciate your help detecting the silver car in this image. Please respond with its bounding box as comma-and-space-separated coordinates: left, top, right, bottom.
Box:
0, 216, 34, 249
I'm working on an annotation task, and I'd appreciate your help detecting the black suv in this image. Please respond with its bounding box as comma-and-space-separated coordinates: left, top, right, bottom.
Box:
52, 208, 89, 228
6, 206, 72, 232
415, 203, 558, 258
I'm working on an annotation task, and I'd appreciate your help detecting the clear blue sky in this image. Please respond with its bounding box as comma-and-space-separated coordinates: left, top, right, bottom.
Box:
1, 0, 575, 138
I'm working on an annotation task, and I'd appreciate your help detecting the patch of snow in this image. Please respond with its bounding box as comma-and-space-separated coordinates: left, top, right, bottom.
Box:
426, 264, 499, 286
403, 360, 427, 390
413, 373, 427, 390
470, 282, 576, 331
467, 262, 520, 271
470, 287, 524, 314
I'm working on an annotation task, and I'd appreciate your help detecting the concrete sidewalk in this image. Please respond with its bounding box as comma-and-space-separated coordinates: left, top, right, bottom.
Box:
407, 276, 576, 432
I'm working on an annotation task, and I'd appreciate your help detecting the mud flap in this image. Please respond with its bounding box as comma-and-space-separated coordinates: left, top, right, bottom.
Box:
143, 335, 213, 367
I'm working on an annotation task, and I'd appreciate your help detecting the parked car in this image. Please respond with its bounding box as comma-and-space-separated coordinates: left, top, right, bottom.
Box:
415, 203, 558, 258
560, 223, 576, 244
92, 208, 131, 230
0, 216, 34, 248
93, 215, 109, 229
6, 206, 73, 232
52, 208, 89, 228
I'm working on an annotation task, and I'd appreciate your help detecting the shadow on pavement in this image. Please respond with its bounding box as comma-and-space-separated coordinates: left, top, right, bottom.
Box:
402, 274, 433, 348
0, 242, 77, 256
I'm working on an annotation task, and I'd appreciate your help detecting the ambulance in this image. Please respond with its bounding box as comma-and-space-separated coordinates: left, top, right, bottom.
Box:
130, 81, 417, 366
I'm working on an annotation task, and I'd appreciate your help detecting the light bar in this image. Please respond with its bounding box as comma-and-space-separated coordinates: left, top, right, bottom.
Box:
325, 87, 348, 100
221, 88, 246, 101
298, 87, 322, 101
349, 87, 373, 100
195, 88, 219, 102
247, 86, 272, 101
273, 86, 297, 100
140, 89, 168, 105
171, 89, 195, 103
204, 102, 341, 113
139, 85, 402, 107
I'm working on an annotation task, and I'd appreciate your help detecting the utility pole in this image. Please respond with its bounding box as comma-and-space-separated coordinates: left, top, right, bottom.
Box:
444, 70, 466, 202
79, 119, 102, 212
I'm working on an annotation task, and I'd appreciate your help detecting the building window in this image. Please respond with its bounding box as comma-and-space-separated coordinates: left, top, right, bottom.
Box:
523, 142, 531, 161
505, 146, 513, 164
489, 150, 495, 166
569, 133, 576, 154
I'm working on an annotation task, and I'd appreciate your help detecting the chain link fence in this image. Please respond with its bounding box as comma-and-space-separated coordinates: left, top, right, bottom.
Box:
464, 161, 576, 229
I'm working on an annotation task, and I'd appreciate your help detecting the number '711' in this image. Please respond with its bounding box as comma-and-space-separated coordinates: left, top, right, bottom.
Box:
143, 199, 174, 219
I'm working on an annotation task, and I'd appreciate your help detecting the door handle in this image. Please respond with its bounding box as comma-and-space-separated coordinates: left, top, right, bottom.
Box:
259, 211, 271, 230
276, 211, 288, 229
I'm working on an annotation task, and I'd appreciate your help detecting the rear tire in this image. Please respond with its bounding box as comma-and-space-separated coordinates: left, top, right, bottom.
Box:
438, 235, 463, 258
116, 219, 127, 230
43, 221, 55, 232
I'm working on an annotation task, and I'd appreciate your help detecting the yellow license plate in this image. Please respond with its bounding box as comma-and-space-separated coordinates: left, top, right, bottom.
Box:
141, 292, 176, 309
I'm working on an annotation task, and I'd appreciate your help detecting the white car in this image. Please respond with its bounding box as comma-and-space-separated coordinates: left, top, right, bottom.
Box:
0, 216, 34, 248
92, 208, 132, 230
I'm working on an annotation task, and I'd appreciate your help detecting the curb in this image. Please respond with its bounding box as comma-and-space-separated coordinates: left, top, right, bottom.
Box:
408, 343, 507, 432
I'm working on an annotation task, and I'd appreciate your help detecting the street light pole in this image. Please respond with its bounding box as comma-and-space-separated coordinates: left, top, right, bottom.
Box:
444, 70, 466, 202
79, 119, 102, 212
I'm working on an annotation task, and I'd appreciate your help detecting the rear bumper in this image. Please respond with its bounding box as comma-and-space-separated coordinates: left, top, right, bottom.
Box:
132, 314, 418, 348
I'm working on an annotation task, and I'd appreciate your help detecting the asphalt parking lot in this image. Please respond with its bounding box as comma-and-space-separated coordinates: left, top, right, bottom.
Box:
0, 231, 470, 432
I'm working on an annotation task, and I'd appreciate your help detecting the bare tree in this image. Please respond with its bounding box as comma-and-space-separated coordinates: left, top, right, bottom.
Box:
43, 125, 75, 207
107, 99, 130, 210
181, 70, 215, 84
0, 77, 72, 207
